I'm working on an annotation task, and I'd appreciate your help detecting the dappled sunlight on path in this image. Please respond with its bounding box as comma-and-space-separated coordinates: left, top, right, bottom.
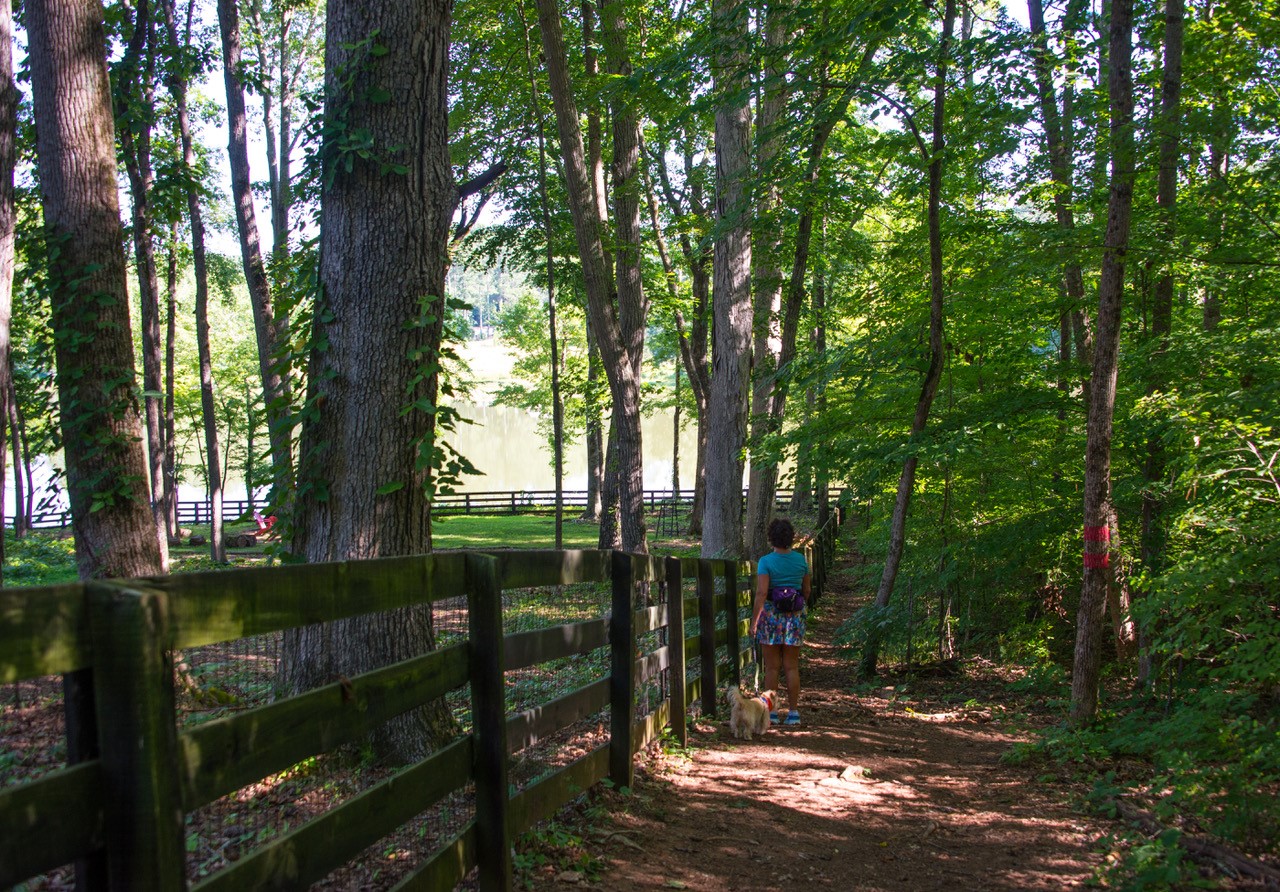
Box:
536, 531, 1105, 891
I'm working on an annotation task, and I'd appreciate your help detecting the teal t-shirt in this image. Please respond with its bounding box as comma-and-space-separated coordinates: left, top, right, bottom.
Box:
757, 549, 809, 588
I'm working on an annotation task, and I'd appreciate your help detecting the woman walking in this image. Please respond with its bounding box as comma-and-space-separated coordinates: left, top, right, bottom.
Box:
750, 517, 811, 726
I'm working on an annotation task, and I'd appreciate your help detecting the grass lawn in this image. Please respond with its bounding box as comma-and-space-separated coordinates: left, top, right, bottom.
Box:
433, 513, 600, 550
3, 510, 708, 587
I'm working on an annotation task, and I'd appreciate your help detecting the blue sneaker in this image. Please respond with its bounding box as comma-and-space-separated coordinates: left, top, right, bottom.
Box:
769, 712, 779, 725
784, 711, 801, 726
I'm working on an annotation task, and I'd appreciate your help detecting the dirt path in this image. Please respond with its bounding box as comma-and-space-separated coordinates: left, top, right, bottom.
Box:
538, 542, 1107, 891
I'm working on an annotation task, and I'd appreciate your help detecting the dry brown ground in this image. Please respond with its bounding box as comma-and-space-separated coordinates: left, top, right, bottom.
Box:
527, 565, 1108, 892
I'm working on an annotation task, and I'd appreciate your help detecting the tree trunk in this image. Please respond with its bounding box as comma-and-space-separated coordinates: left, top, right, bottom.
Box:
160, 0, 224, 562
745, 1, 788, 560
112, 0, 168, 557
0, 0, 12, 575
599, 0, 648, 549
862, 0, 955, 677
746, 40, 868, 558
1071, 0, 1136, 727
163, 225, 179, 537
582, 315, 604, 521
1027, 0, 1092, 385
535, 0, 647, 553
284, 0, 459, 763
1136, 0, 1183, 684
702, 0, 753, 560
27, 0, 165, 580
217, 0, 293, 508
790, 216, 827, 517
652, 135, 711, 536
519, 2, 565, 549
580, 0, 613, 288
7, 374, 23, 539
1202, 93, 1230, 331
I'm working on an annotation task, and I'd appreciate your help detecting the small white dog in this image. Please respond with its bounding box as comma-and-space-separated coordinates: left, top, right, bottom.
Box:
727, 688, 775, 740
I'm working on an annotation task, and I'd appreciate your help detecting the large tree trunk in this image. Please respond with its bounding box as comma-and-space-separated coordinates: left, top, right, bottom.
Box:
283, 0, 459, 763
536, 0, 647, 553
744, 1, 788, 560
1071, 0, 1136, 727
599, 0, 648, 551
0, 0, 13, 577
27, 0, 165, 580
160, 0, 224, 562
112, 0, 169, 555
217, 0, 293, 508
862, 0, 956, 677
701, 0, 753, 560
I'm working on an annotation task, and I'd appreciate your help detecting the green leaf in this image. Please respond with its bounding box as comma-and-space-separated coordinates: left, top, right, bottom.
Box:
375, 481, 405, 495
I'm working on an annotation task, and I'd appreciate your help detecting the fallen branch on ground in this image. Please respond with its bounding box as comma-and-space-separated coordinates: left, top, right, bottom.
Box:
1109, 798, 1280, 888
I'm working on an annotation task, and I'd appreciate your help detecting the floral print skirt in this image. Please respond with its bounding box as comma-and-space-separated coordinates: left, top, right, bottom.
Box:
756, 600, 806, 647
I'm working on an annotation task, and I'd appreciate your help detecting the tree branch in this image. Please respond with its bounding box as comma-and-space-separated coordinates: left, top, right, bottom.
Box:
456, 160, 508, 202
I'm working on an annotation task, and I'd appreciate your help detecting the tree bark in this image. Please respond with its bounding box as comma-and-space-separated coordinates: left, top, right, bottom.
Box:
284, 0, 460, 762
6, 375, 21, 540
582, 315, 604, 521
702, 0, 753, 560
745, 1, 788, 560
862, 0, 956, 676
0, 0, 13, 575
580, 0, 613, 288
217, 0, 293, 508
159, 0, 224, 562
112, 0, 169, 558
1071, 0, 1136, 727
163, 225, 179, 537
535, 0, 647, 553
27, 0, 165, 580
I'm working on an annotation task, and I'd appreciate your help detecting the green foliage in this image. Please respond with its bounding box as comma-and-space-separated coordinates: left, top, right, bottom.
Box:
512, 821, 603, 888
2, 533, 79, 586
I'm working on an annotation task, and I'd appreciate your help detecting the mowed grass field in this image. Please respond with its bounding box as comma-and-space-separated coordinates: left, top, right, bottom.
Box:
2, 512, 625, 586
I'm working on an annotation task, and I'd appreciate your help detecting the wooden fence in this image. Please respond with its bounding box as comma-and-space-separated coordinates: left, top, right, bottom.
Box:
0, 511, 842, 891
14, 488, 845, 530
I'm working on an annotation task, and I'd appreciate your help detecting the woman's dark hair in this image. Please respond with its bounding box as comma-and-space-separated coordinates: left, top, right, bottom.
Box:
767, 517, 795, 549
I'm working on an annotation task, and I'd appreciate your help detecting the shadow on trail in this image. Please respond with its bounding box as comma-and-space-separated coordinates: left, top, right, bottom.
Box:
557, 531, 1104, 892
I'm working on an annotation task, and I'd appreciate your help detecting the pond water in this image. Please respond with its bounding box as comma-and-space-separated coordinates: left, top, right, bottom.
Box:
448, 401, 699, 493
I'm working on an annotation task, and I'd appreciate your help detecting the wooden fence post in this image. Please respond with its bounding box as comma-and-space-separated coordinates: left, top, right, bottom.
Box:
697, 560, 717, 718
86, 583, 186, 891
609, 551, 637, 789
63, 666, 108, 889
466, 553, 513, 892
664, 557, 687, 748
723, 562, 740, 687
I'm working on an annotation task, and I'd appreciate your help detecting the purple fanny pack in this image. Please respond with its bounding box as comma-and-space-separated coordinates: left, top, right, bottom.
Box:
769, 585, 804, 614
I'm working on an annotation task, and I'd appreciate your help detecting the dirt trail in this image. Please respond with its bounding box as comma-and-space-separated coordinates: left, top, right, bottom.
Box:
540, 539, 1107, 891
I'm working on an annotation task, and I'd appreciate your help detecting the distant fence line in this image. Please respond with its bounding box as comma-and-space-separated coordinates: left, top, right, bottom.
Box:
14, 488, 844, 530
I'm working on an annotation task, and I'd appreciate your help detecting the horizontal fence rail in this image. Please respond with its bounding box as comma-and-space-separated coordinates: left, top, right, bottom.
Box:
0, 509, 843, 891
12, 489, 846, 530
